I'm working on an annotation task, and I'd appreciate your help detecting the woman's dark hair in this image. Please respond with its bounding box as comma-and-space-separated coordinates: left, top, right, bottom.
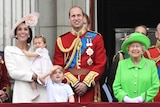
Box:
14, 22, 33, 43
27, 28, 33, 43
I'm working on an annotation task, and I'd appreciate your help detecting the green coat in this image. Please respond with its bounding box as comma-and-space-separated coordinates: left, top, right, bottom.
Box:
113, 56, 159, 102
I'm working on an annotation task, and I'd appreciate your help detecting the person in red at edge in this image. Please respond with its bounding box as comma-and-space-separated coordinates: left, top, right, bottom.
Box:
0, 52, 11, 103
53, 6, 107, 102
144, 23, 160, 102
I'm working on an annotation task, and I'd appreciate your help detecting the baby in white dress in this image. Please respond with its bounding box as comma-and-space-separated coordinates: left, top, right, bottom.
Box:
23, 35, 53, 100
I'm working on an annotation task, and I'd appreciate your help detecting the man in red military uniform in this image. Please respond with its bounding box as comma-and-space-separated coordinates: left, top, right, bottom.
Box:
53, 6, 107, 102
0, 52, 11, 103
144, 23, 160, 102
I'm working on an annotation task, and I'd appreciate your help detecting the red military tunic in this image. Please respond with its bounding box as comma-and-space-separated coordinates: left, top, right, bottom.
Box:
53, 29, 107, 102
0, 52, 11, 102
144, 46, 160, 102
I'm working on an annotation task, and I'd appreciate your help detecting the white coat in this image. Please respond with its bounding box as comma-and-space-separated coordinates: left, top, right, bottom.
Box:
4, 46, 47, 103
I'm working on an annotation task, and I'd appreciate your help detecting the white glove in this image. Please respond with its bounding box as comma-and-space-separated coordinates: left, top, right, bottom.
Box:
123, 96, 139, 103
134, 96, 144, 102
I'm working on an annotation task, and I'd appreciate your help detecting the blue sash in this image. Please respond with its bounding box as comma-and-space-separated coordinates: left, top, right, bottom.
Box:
0, 51, 3, 56
66, 32, 97, 69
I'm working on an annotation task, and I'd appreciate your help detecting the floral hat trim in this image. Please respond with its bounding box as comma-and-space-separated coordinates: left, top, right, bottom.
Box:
10, 12, 39, 38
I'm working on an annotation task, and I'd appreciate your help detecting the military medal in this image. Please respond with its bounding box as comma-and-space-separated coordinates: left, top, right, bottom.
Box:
89, 38, 93, 46
86, 38, 90, 47
85, 35, 94, 66
86, 38, 93, 47
86, 47, 94, 66
87, 57, 93, 66
86, 47, 94, 56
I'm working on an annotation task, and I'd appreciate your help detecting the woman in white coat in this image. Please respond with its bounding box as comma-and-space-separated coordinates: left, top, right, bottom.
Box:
4, 12, 47, 103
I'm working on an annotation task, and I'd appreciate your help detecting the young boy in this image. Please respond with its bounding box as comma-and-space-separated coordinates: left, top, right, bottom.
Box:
38, 65, 75, 102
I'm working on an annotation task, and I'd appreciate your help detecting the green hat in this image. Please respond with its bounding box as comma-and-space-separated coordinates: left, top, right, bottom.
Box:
121, 32, 150, 54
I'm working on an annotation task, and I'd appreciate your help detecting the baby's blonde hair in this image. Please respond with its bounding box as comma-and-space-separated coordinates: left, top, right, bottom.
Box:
33, 35, 47, 47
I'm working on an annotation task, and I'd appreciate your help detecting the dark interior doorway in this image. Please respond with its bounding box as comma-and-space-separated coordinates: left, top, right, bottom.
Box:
97, 0, 160, 66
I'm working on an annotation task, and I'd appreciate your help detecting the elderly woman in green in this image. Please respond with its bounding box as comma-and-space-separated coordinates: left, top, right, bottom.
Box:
113, 32, 159, 102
